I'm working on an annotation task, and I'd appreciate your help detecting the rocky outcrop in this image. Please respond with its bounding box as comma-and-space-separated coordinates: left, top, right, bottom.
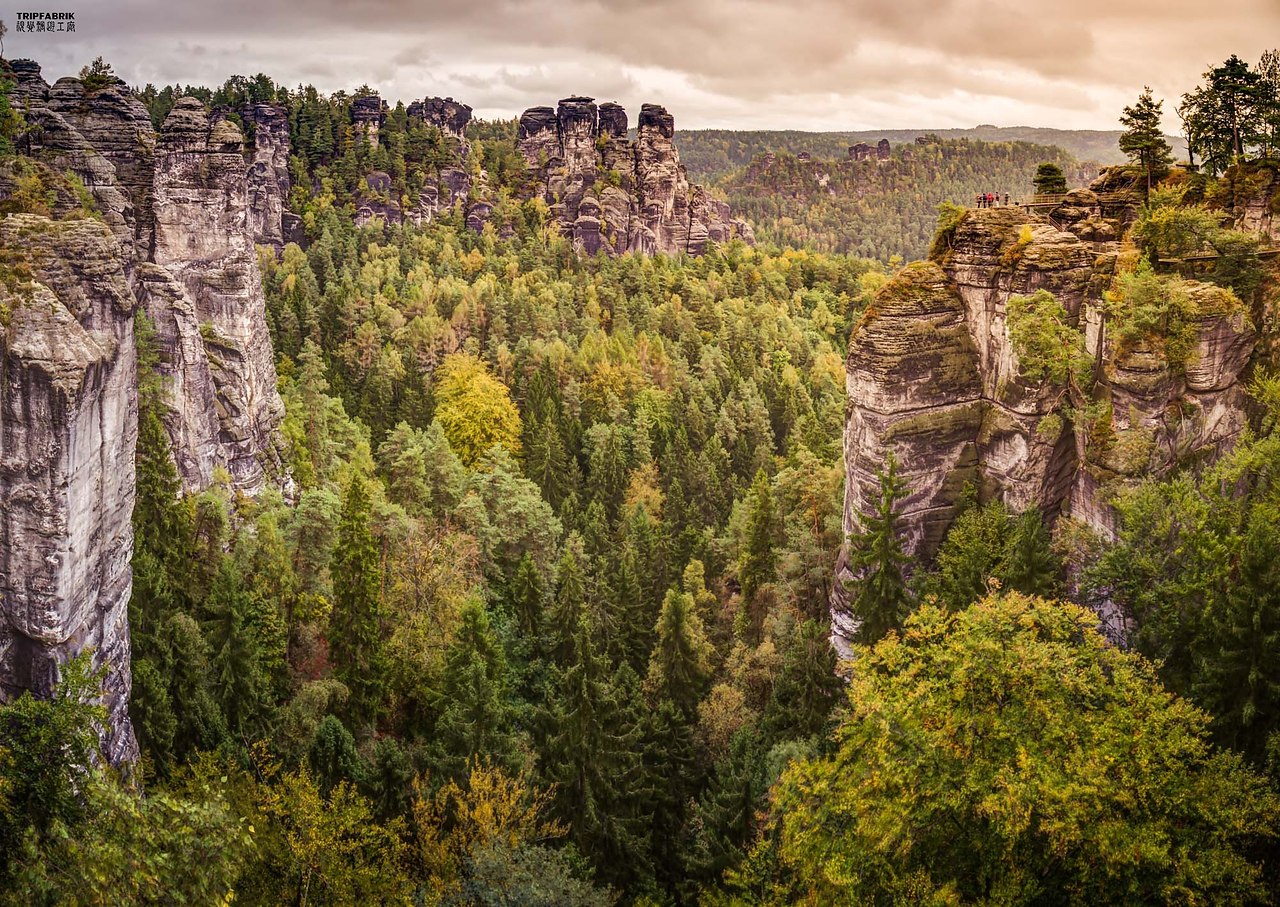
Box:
8, 58, 50, 107
831, 261, 984, 642
242, 103, 293, 250
407, 96, 472, 138
351, 95, 384, 149
0, 215, 139, 765
834, 205, 1257, 646
149, 97, 286, 494
517, 97, 753, 256
45, 75, 157, 258
941, 208, 1095, 515
1228, 161, 1279, 242
17, 106, 136, 253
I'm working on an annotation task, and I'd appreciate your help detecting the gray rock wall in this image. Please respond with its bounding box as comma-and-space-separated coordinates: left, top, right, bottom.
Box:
0, 216, 139, 765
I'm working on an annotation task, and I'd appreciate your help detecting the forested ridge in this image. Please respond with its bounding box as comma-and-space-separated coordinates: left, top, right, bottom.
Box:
716, 139, 1081, 261
3, 50, 1280, 907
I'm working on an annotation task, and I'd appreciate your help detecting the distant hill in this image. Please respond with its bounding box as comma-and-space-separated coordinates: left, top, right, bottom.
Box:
676, 126, 1184, 182
716, 138, 1085, 262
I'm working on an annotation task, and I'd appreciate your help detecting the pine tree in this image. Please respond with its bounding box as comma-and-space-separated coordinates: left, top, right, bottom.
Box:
845, 453, 911, 644
1032, 162, 1067, 195
1120, 87, 1174, 191
329, 474, 385, 731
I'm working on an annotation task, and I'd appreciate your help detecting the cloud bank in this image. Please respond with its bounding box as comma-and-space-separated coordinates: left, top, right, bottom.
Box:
7, 0, 1276, 131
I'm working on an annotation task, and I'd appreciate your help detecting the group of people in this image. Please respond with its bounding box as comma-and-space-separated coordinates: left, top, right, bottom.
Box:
976, 192, 1010, 208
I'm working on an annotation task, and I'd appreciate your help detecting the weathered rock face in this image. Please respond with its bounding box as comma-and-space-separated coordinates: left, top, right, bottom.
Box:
150, 97, 286, 493
242, 103, 293, 250
351, 95, 384, 149
45, 75, 157, 258
516, 97, 753, 256
941, 208, 1095, 515
407, 96, 472, 137
835, 206, 1258, 646
0, 215, 139, 765
1230, 162, 1279, 242
17, 106, 136, 254
831, 261, 983, 642
8, 58, 50, 107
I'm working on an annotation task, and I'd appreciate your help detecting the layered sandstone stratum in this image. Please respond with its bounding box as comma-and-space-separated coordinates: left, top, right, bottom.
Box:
2, 63, 291, 762
832, 184, 1263, 648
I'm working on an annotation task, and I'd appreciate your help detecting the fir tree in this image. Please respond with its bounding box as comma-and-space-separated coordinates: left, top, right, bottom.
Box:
329, 474, 385, 731
845, 453, 911, 644
433, 601, 519, 780
738, 469, 777, 641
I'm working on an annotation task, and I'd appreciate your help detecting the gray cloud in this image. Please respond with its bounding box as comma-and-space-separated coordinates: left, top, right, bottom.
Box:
5, 0, 1276, 131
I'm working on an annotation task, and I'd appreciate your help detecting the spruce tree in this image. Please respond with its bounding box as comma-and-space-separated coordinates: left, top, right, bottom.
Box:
1001, 508, 1062, 598
510, 553, 544, 638
541, 615, 650, 888
432, 600, 519, 780
1120, 87, 1174, 191
738, 469, 777, 641
329, 474, 385, 731
645, 587, 714, 720
308, 714, 367, 794
544, 540, 587, 666
845, 453, 911, 644
686, 728, 766, 890
763, 619, 842, 741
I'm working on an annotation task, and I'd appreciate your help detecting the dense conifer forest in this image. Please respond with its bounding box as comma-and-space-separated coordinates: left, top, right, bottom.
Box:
3, 48, 1280, 907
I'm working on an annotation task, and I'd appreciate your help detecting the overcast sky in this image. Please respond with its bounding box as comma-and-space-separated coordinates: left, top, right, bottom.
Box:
6, 1, 1277, 132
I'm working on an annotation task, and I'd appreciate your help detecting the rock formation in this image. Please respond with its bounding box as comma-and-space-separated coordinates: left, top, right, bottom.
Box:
516, 97, 753, 256
44, 75, 157, 258
351, 95, 384, 149
10, 64, 288, 497
0, 215, 139, 765
408, 96, 472, 138
149, 97, 286, 493
833, 202, 1258, 647
242, 102, 293, 250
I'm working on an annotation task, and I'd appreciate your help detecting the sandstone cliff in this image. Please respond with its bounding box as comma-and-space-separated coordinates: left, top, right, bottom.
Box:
833, 201, 1258, 645
242, 102, 294, 250
517, 97, 753, 256
150, 97, 286, 493
0, 215, 139, 765
10, 63, 288, 496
